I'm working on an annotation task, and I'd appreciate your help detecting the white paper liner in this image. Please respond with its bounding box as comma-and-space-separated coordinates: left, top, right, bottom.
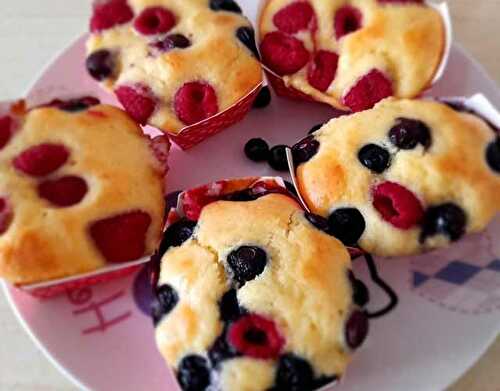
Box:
21, 257, 149, 291
429, 1, 453, 84
439, 93, 500, 128
175, 82, 264, 137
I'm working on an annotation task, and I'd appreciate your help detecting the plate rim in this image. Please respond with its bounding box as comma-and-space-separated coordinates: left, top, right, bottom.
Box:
2, 31, 500, 391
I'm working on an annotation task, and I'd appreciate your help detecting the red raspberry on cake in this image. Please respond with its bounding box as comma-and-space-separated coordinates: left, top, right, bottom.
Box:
86, 0, 262, 139
259, 0, 446, 112
0, 99, 168, 285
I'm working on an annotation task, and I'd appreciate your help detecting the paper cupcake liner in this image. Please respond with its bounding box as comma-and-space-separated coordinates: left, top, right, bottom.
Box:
0, 99, 170, 299
258, 1, 452, 107
165, 83, 263, 150
20, 262, 145, 299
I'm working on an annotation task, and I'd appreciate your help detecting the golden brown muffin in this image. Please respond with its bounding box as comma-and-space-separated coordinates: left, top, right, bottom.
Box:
86, 0, 262, 133
0, 99, 166, 284
259, 0, 445, 112
293, 98, 500, 257
152, 184, 370, 391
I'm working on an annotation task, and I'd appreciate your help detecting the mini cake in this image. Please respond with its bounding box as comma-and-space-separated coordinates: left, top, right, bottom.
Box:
292, 98, 500, 257
86, 0, 262, 133
152, 178, 369, 391
0, 98, 167, 284
259, 0, 445, 112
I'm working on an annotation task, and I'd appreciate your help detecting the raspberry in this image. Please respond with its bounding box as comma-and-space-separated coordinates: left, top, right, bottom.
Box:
273, 2, 315, 34
227, 314, 284, 359
13, 144, 69, 177
307, 50, 339, 92
372, 181, 424, 229
115, 85, 157, 125
0, 198, 13, 235
0, 116, 13, 150
38, 176, 88, 207
334, 5, 363, 39
90, 211, 152, 263
342, 69, 394, 112
174, 82, 219, 126
260, 32, 310, 76
134, 7, 176, 35
90, 0, 134, 33
181, 181, 226, 221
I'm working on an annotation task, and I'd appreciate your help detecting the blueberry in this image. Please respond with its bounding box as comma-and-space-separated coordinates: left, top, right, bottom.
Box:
152, 284, 179, 325
345, 310, 369, 349
86, 50, 115, 81
177, 355, 211, 391
328, 208, 365, 245
284, 180, 298, 196
274, 354, 315, 391
162, 218, 197, 250
304, 212, 330, 233
358, 144, 391, 173
244, 138, 270, 162
486, 137, 500, 173
165, 190, 182, 211
209, 0, 242, 13
219, 289, 245, 322
55, 97, 100, 112
227, 246, 267, 285
348, 271, 370, 307
268, 145, 290, 172
292, 136, 320, 165
236, 26, 260, 59
420, 203, 467, 243
224, 189, 256, 202
253, 86, 272, 109
208, 331, 239, 367
389, 118, 431, 150
308, 123, 323, 135
153, 34, 191, 51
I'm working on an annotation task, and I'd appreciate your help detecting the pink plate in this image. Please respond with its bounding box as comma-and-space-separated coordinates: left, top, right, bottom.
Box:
2, 1, 500, 389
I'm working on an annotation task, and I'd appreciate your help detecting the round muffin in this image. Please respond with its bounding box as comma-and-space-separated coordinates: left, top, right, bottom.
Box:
153, 185, 369, 390
0, 98, 167, 284
86, 0, 263, 133
293, 98, 500, 257
259, 0, 445, 112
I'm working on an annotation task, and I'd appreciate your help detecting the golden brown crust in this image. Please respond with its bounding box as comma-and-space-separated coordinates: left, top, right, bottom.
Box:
87, 0, 263, 133
297, 98, 500, 256
259, 0, 445, 109
0, 104, 165, 284
155, 193, 354, 389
